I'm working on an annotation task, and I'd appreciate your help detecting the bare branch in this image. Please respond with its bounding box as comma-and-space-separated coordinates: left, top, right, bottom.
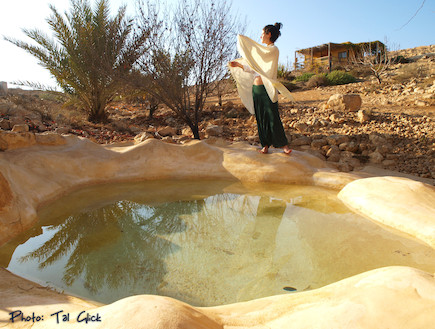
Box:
396, 0, 426, 31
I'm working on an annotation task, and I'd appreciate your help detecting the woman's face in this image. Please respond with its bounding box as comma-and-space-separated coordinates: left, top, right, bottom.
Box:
260, 30, 272, 44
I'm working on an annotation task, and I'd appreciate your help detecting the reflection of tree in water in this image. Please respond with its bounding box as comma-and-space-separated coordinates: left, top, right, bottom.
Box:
20, 199, 205, 297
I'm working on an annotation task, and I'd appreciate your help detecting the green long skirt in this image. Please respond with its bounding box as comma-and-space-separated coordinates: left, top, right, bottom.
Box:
253, 85, 288, 148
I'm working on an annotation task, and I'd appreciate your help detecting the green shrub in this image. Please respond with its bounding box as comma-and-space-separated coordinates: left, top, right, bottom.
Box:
326, 70, 356, 85
307, 73, 328, 88
280, 80, 299, 91
295, 72, 315, 82
277, 63, 294, 80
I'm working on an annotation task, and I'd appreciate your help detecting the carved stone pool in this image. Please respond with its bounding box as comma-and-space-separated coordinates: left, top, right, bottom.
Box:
1, 180, 434, 307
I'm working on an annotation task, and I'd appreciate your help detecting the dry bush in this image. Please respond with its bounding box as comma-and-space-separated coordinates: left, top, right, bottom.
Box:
392, 63, 429, 84
306, 73, 328, 88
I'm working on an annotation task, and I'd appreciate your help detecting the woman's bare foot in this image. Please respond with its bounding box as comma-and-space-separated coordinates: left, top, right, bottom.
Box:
283, 145, 292, 155
258, 146, 269, 154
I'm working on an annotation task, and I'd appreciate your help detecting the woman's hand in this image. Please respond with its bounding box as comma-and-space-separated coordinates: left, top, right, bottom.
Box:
229, 61, 243, 69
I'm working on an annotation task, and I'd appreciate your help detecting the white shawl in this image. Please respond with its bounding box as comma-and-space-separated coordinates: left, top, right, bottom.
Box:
229, 34, 294, 114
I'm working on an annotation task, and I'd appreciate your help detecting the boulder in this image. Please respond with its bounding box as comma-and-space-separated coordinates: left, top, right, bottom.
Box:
205, 124, 223, 137
294, 122, 308, 133
326, 134, 349, 146
0, 118, 10, 130
54, 126, 70, 135
357, 109, 371, 123
369, 151, 384, 164
0, 131, 37, 151
326, 145, 341, 162
311, 138, 327, 149
327, 94, 362, 112
12, 124, 30, 133
134, 132, 154, 144
290, 136, 311, 146
157, 126, 178, 137
35, 132, 67, 146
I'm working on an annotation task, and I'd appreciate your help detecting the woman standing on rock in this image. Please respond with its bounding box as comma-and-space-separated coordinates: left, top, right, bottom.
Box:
229, 23, 293, 154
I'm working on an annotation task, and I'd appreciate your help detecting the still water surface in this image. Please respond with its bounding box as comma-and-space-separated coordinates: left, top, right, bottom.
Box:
1, 180, 434, 307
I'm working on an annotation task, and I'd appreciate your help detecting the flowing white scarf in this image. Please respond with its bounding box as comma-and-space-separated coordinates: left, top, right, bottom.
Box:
229, 34, 294, 114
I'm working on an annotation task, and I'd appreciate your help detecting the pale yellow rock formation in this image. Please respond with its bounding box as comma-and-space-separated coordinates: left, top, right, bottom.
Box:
0, 135, 434, 328
338, 176, 435, 249
1, 266, 434, 328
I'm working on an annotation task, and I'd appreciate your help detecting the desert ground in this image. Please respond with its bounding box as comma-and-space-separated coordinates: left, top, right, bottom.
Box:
1, 45, 434, 183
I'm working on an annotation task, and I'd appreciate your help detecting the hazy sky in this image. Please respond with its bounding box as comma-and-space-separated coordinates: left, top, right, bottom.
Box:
0, 0, 433, 89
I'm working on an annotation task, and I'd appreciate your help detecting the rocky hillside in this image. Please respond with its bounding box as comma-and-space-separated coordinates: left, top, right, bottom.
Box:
0, 44, 434, 183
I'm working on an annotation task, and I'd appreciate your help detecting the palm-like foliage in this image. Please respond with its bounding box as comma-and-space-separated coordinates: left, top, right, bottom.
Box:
5, 0, 149, 122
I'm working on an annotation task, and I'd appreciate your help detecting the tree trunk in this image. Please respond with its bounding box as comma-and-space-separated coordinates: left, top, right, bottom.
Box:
190, 124, 200, 140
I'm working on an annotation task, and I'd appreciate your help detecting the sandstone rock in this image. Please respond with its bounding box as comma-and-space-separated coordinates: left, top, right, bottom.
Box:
12, 124, 29, 132
291, 136, 311, 146
305, 149, 326, 161
157, 126, 178, 137
327, 94, 362, 112
326, 135, 349, 146
0, 118, 10, 130
161, 136, 175, 143
337, 161, 352, 172
357, 109, 370, 123
55, 126, 70, 135
0, 131, 37, 151
326, 145, 341, 162
205, 124, 223, 137
329, 113, 345, 123
415, 100, 428, 107
311, 138, 327, 149
134, 132, 154, 144
294, 122, 308, 133
181, 127, 192, 136
369, 151, 384, 164
35, 132, 67, 146
247, 135, 260, 143
369, 134, 388, 146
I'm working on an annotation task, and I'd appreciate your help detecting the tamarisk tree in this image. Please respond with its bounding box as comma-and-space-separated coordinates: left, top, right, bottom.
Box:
136, 0, 243, 139
350, 41, 395, 84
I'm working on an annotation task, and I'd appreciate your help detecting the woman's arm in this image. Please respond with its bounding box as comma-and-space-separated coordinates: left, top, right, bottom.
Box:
229, 61, 256, 74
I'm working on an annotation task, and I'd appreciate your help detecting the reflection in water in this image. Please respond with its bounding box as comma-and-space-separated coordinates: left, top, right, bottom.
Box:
1, 180, 435, 307
18, 200, 199, 297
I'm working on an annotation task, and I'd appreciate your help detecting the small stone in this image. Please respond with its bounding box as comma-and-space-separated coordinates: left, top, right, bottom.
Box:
12, 124, 29, 132
294, 122, 308, 133
134, 132, 154, 144
311, 138, 327, 149
369, 151, 384, 164
0, 118, 10, 130
157, 126, 177, 137
357, 109, 370, 123
291, 136, 311, 146
205, 124, 223, 136
55, 127, 70, 135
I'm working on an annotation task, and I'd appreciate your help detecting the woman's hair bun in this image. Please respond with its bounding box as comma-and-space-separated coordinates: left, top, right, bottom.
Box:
274, 22, 283, 31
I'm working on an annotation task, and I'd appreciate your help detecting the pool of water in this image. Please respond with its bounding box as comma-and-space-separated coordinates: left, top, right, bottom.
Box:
1, 180, 434, 307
